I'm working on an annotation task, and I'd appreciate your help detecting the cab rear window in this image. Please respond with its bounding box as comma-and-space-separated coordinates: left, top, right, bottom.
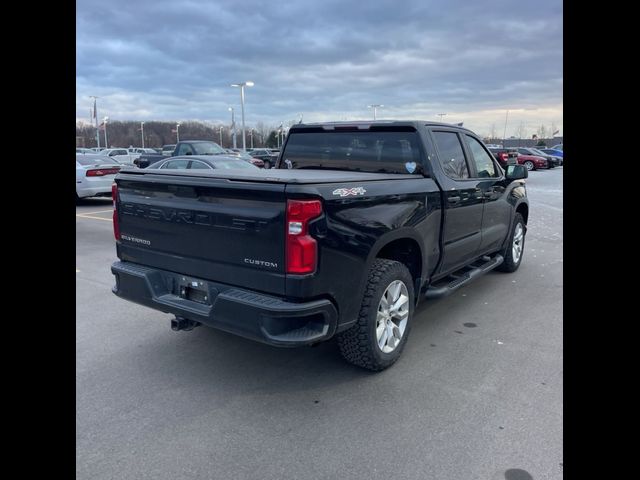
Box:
280, 128, 425, 174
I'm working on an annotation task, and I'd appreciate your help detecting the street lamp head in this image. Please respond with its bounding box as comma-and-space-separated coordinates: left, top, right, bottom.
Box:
228, 107, 233, 112
245, 81, 254, 87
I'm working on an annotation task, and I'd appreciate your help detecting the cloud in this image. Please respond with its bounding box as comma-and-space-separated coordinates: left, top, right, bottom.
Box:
76, 0, 563, 136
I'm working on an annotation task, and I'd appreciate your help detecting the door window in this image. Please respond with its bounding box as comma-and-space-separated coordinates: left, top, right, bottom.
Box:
160, 159, 190, 169
189, 160, 212, 169
465, 135, 497, 177
432, 131, 469, 179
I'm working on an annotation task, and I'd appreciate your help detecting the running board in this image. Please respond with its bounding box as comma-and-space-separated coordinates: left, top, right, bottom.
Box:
424, 254, 504, 299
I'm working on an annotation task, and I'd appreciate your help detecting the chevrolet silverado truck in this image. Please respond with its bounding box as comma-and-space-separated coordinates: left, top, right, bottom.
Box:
111, 121, 529, 371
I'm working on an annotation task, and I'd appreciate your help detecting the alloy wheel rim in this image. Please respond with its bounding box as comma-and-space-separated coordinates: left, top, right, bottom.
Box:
376, 280, 410, 353
512, 223, 524, 263
525, 161, 533, 171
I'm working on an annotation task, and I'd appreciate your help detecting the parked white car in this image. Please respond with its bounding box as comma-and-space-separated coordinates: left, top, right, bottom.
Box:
76, 154, 122, 201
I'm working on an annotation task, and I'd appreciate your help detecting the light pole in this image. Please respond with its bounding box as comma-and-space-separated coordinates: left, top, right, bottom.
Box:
437, 113, 447, 123
103, 116, 109, 148
218, 126, 224, 147
230, 81, 254, 150
176, 122, 180, 142
368, 104, 383, 120
140, 121, 145, 148
249, 129, 255, 149
228, 107, 237, 148
502, 110, 509, 143
90, 96, 100, 148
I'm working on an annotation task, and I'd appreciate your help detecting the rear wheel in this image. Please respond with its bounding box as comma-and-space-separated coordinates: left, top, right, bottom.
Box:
337, 259, 414, 371
524, 160, 535, 171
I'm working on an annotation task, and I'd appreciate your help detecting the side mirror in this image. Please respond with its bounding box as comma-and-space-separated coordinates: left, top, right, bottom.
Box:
505, 164, 528, 180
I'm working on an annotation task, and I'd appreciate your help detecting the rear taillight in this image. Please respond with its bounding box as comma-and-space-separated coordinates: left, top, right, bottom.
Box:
286, 199, 322, 274
499, 153, 508, 160
112, 183, 120, 241
86, 168, 120, 177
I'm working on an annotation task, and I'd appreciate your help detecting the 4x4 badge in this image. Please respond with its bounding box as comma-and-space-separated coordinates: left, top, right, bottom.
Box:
332, 187, 366, 197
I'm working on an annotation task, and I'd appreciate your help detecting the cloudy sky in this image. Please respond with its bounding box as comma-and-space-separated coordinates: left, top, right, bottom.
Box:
76, 0, 562, 137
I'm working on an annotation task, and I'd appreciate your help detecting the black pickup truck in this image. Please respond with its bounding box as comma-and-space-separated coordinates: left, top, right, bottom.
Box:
111, 121, 529, 371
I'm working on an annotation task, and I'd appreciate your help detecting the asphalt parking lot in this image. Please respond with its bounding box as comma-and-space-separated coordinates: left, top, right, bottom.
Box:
76, 168, 563, 480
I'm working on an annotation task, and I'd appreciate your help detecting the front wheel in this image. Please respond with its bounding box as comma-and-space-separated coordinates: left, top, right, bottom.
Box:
337, 259, 414, 371
523, 160, 535, 171
497, 212, 526, 272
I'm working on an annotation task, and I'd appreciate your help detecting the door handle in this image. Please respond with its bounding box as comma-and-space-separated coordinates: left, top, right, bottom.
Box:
448, 196, 461, 204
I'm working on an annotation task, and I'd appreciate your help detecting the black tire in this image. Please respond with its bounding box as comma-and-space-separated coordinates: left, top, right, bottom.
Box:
337, 259, 415, 371
75, 193, 82, 204
496, 212, 526, 273
524, 160, 535, 171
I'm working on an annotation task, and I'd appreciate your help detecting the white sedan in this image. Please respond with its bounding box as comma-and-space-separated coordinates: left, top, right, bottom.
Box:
76, 154, 122, 201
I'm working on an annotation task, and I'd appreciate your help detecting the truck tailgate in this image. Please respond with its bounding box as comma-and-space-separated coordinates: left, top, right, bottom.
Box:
115, 172, 287, 295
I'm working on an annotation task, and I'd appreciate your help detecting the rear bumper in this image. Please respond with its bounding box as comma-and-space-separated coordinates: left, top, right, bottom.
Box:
77, 184, 114, 198
111, 261, 338, 347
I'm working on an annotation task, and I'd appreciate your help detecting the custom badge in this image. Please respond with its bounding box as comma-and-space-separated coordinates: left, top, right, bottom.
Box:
405, 161, 417, 173
332, 187, 367, 197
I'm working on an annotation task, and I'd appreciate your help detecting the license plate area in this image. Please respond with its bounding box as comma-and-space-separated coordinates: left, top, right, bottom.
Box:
178, 277, 211, 305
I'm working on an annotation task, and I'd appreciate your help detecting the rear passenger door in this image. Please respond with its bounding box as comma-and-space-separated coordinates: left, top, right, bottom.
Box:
462, 134, 511, 255
430, 129, 484, 274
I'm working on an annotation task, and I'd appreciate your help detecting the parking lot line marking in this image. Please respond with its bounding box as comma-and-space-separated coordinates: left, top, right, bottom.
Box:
77, 209, 113, 215
76, 214, 112, 222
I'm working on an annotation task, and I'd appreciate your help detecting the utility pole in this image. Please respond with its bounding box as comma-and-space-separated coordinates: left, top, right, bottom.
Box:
176, 122, 180, 142
140, 121, 145, 148
219, 126, 224, 147
437, 113, 447, 122
89, 96, 100, 148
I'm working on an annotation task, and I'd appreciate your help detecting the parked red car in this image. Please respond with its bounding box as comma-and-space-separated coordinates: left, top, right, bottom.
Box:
517, 153, 547, 171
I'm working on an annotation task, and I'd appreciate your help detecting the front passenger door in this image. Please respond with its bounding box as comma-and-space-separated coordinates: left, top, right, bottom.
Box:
463, 135, 511, 254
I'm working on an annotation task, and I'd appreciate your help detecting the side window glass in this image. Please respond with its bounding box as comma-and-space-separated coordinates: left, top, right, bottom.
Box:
189, 161, 212, 169
161, 159, 190, 169
432, 131, 469, 179
465, 135, 497, 178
